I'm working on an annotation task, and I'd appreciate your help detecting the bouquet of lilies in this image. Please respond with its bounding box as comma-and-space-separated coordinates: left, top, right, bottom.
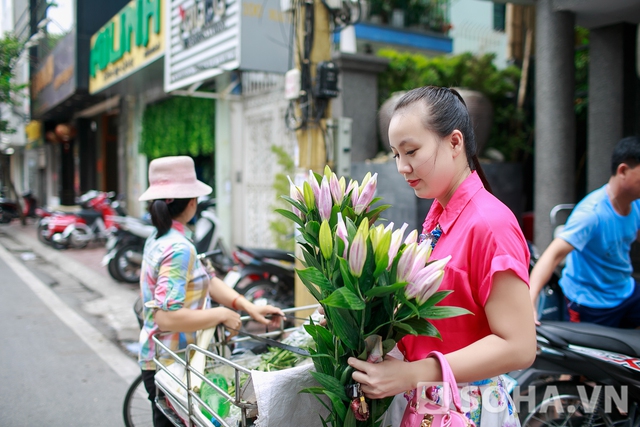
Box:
277, 166, 468, 427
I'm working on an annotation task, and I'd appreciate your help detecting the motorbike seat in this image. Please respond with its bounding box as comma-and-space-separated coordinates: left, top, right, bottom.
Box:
77, 209, 102, 225
237, 246, 293, 262
539, 320, 640, 358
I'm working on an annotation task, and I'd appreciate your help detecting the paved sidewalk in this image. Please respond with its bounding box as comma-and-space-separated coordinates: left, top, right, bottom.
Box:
0, 220, 140, 345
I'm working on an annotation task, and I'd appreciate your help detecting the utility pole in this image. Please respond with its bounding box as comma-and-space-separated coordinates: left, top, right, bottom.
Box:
287, 0, 357, 311
295, 0, 331, 172
290, 0, 333, 310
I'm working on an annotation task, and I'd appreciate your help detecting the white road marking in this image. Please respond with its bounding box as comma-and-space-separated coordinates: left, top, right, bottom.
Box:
0, 243, 140, 383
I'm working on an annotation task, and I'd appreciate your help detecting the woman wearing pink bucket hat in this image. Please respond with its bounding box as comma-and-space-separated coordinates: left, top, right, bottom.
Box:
137, 156, 284, 427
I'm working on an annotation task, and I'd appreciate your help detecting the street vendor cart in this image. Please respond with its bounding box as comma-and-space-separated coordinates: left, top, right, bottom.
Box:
151, 304, 322, 427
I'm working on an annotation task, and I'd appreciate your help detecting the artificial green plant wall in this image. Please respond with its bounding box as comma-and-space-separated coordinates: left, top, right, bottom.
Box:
140, 97, 215, 159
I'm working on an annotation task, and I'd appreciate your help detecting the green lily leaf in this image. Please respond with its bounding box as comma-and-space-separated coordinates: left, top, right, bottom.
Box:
320, 287, 365, 310
393, 321, 417, 336
305, 221, 321, 246
345, 216, 358, 240
372, 396, 395, 426
300, 386, 325, 395
373, 253, 390, 278
310, 371, 349, 402
338, 258, 356, 294
397, 291, 420, 317
305, 345, 335, 375
402, 318, 442, 339
281, 195, 308, 214
326, 306, 361, 350
324, 390, 347, 422
298, 267, 334, 296
343, 407, 356, 427
275, 208, 305, 227
330, 204, 341, 227
366, 204, 392, 223
296, 268, 322, 301
419, 305, 473, 319
364, 281, 407, 298
301, 247, 323, 272
313, 321, 337, 352
422, 290, 454, 307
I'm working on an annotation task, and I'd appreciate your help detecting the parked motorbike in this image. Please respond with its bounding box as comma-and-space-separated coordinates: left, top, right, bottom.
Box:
507, 202, 640, 425
0, 191, 38, 223
0, 197, 20, 223
193, 197, 237, 281
232, 245, 295, 310
44, 191, 120, 249
192, 196, 295, 309
102, 215, 154, 283
510, 321, 640, 426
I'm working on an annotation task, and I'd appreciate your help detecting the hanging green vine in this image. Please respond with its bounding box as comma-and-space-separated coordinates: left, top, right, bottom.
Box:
140, 96, 215, 159
269, 145, 295, 251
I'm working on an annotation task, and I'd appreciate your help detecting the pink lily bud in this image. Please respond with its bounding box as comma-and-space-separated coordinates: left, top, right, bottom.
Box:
420, 240, 434, 263
387, 223, 408, 268
319, 177, 332, 221
406, 241, 433, 282
319, 220, 333, 260
336, 213, 349, 257
348, 180, 360, 208
404, 278, 422, 300
303, 181, 315, 209
416, 270, 445, 304
308, 170, 321, 202
330, 173, 345, 204
359, 172, 372, 192
406, 255, 452, 302
354, 173, 377, 215
369, 224, 385, 249
404, 229, 419, 245
370, 224, 391, 269
288, 176, 304, 217
348, 220, 369, 277
323, 165, 333, 180
396, 242, 418, 283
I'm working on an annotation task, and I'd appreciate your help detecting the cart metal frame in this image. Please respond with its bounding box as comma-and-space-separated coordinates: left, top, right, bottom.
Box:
152, 304, 319, 427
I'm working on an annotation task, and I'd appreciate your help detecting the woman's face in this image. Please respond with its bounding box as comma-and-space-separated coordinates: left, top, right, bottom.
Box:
388, 104, 458, 201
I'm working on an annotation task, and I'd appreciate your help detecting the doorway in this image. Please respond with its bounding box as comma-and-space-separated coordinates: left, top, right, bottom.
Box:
102, 113, 119, 193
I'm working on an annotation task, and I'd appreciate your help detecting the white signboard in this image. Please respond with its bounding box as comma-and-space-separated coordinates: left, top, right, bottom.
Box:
165, 0, 290, 92
165, 0, 240, 92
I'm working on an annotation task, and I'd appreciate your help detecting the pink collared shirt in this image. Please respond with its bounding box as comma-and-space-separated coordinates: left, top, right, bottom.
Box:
398, 171, 530, 361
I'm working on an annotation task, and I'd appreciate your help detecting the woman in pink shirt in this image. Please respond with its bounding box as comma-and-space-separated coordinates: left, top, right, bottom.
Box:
348, 86, 536, 426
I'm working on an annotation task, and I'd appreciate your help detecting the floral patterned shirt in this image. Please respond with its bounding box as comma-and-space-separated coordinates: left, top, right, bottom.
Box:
138, 221, 211, 370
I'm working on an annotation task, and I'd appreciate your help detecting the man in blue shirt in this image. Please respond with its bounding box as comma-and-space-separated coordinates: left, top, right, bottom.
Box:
530, 136, 640, 328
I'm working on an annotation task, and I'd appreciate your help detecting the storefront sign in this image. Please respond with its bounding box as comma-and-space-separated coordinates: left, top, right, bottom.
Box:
89, 0, 165, 94
164, 0, 290, 92
31, 31, 76, 118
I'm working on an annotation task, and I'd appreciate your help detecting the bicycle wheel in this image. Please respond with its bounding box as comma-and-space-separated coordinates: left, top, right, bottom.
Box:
123, 374, 153, 427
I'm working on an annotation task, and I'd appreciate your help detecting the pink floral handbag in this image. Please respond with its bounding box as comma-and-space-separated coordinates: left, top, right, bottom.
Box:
399, 351, 472, 427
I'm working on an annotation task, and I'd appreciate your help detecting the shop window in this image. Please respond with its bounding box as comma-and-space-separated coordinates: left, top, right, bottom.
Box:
493, 3, 506, 32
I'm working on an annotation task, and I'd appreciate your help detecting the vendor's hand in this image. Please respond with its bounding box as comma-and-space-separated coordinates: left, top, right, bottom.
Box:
246, 304, 285, 329
348, 356, 412, 399
213, 307, 242, 338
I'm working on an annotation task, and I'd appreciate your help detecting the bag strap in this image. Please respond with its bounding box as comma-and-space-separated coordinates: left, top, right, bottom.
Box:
426, 351, 463, 413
